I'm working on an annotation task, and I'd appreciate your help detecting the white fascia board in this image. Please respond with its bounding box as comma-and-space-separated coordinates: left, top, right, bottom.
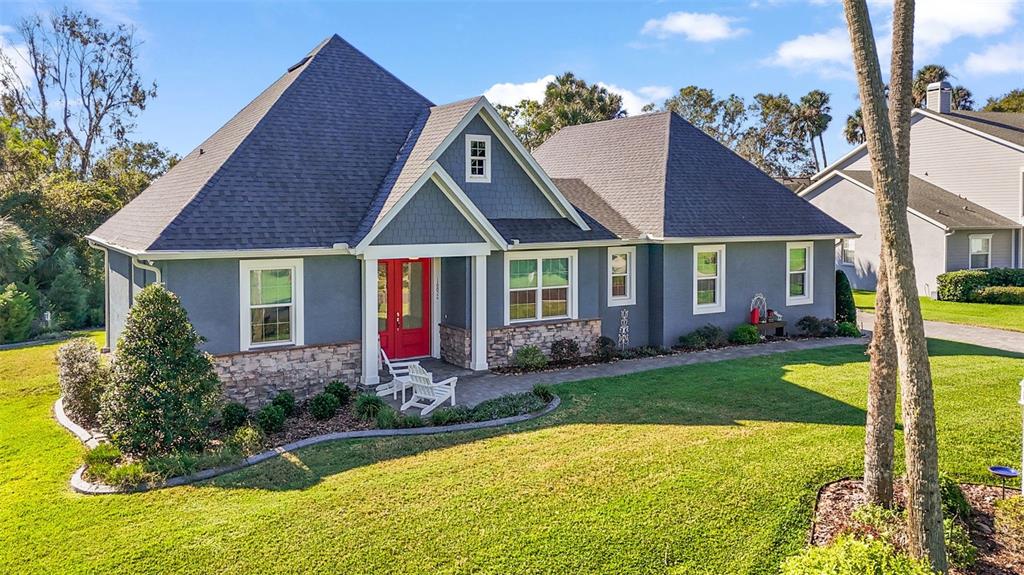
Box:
84, 235, 352, 261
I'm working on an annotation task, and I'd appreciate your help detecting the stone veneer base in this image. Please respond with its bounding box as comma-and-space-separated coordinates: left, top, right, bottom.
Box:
213, 341, 362, 409
57, 396, 561, 495
486, 319, 602, 367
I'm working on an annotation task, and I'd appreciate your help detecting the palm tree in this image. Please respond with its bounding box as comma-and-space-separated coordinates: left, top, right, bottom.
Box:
844, 108, 865, 145
0, 217, 38, 284
795, 90, 833, 171
951, 86, 974, 111
912, 64, 973, 110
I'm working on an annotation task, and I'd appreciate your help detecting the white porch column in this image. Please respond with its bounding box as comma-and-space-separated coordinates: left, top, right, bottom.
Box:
470, 254, 489, 371
360, 257, 380, 386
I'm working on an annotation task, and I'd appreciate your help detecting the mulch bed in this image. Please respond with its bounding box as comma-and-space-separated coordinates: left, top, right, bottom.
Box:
260, 405, 374, 447
812, 478, 1024, 574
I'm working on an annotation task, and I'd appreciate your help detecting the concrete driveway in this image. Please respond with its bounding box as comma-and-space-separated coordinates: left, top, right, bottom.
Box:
859, 312, 1024, 355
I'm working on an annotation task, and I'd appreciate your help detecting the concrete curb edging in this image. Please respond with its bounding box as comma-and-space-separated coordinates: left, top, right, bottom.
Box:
53, 397, 106, 449
59, 396, 561, 495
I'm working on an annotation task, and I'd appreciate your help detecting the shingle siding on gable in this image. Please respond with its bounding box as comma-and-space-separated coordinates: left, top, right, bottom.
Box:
436, 115, 562, 220
371, 180, 485, 245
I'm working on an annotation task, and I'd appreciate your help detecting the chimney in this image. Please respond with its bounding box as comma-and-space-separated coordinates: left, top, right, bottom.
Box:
926, 81, 952, 114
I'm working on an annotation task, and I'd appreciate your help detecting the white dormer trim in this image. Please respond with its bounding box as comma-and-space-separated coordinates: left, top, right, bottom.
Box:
426, 97, 591, 231
465, 134, 492, 183
354, 162, 508, 253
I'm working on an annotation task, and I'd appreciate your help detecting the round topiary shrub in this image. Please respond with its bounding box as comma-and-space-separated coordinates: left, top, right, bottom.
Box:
99, 284, 221, 457
56, 337, 107, 428
354, 393, 386, 421
512, 345, 548, 370
325, 380, 352, 406
595, 335, 617, 361
309, 392, 340, 421
835, 270, 857, 324
549, 338, 580, 363
729, 324, 761, 345
256, 404, 285, 434
220, 402, 249, 431
271, 391, 296, 417
836, 322, 861, 337
796, 315, 823, 337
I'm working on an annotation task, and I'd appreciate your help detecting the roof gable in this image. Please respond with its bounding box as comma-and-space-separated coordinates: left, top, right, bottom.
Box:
370, 179, 486, 246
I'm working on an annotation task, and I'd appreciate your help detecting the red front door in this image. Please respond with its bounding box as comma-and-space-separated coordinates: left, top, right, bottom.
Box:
378, 258, 431, 359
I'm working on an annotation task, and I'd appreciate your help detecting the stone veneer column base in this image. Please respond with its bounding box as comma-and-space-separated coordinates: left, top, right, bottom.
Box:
486, 319, 602, 367
213, 341, 361, 409
439, 324, 472, 368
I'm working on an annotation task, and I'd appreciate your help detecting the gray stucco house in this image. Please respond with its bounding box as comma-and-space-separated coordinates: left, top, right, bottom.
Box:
802, 81, 1024, 297
87, 35, 853, 406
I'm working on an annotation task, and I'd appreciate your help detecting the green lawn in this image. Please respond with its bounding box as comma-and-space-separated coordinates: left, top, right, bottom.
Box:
2, 333, 1022, 574
854, 289, 1024, 333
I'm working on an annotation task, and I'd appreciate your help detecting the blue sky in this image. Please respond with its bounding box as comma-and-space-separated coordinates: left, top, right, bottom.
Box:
2, 0, 1022, 166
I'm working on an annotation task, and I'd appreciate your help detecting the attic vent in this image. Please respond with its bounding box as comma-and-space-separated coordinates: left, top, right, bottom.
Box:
287, 56, 311, 73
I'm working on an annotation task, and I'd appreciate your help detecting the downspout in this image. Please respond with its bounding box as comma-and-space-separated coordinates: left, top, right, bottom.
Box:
131, 257, 162, 284
87, 240, 111, 352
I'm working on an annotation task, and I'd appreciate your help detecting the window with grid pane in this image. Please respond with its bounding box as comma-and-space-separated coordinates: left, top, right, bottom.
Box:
465, 135, 491, 182
249, 268, 294, 345
693, 246, 723, 313
786, 242, 814, 305
608, 247, 635, 306
841, 239, 855, 265
969, 235, 991, 269
507, 253, 574, 323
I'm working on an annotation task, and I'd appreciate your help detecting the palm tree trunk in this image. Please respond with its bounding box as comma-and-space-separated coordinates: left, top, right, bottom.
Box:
843, 0, 947, 571
864, 252, 897, 507
818, 134, 828, 166
809, 134, 821, 172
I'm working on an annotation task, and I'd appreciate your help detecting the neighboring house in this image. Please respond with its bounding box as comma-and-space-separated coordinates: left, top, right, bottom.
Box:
87, 35, 853, 407
801, 82, 1024, 297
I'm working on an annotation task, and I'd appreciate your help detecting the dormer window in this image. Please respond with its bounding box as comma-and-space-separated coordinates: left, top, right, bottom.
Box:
465, 135, 491, 183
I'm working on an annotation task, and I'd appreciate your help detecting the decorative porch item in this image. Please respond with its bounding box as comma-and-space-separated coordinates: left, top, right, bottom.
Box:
377, 347, 420, 403
750, 294, 768, 325
401, 364, 457, 415
618, 309, 630, 349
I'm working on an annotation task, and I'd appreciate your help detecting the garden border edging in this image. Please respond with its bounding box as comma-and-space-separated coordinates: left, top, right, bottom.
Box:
57, 395, 561, 495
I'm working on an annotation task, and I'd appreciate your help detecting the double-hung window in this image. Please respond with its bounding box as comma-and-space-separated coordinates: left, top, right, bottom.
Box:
608, 246, 636, 306
693, 245, 725, 314
969, 234, 992, 269
465, 134, 491, 183
840, 238, 856, 265
786, 242, 814, 305
506, 251, 576, 323
240, 259, 304, 350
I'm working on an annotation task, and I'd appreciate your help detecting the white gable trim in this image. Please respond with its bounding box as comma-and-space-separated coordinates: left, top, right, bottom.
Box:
354, 162, 508, 253
425, 97, 591, 231
804, 171, 949, 232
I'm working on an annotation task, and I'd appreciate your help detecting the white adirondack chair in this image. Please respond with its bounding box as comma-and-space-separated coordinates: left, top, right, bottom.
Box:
401, 364, 457, 415
376, 347, 420, 402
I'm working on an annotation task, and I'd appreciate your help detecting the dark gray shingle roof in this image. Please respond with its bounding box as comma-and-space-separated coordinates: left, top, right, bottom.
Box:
535, 112, 852, 239
91, 35, 432, 252
843, 170, 1019, 230
936, 110, 1024, 148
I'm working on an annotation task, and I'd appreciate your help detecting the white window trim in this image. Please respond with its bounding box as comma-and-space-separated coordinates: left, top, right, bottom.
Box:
239, 258, 304, 351
465, 134, 491, 183
786, 241, 814, 306
693, 244, 726, 315
607, 246, 636, 307
969, 233, 993, 269
503, 249, 578, 325
840, 238, 856, 266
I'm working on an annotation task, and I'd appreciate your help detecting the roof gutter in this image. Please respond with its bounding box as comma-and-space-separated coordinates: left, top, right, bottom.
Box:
132, 256, 162, 284
85, 235, 352, 261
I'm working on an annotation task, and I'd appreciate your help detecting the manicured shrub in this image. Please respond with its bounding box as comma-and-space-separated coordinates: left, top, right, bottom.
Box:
428, 406, 473, 426
0, 283, 35, 343
227, 424, 264, 456
354, 393, 386, 421
220, 402, 249, 431
309, 392, 340, 421
944, 518, 977, 569
975, 285, 1024, 304
937, 269, 990, 301
255, 404, 285, 434
397, 413, 425, 428
325, 380, 352, 406
819, 318, 838, 337
996, 496, 1024, 554
780, 535, 934, 575
939, 473, 971, 522
531, 384, 554, 403
271, 391, 296, 417
549, 338, 580, 363
56, 337, 107, 428
595, 335, 617, 361
374, 405, 399, 429
796, 316, 823, 337
729, 324, 761, 345
680, 324, 727, 350
835, 270, 857, 323
47, 266, 89, 329
512, 345, 548, 370
470, 392, 547, 422
836, 321, 861, 337
99, 284, 221, 457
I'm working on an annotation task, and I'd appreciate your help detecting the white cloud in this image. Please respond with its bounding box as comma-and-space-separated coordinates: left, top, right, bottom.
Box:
483, 74, 555, 106
765, 27, 853, 78
911, 0, 1018, 57
964, 41, 1024, 74
0, 28, 34, 93
641, 11, 749, 42
598, 83, 672, 115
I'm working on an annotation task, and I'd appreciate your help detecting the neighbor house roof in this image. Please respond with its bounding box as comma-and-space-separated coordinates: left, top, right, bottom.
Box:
842, 170, 1020, 230
534, 112, 853, 239
931, 110, 1024, 148
91, 35, 433, 252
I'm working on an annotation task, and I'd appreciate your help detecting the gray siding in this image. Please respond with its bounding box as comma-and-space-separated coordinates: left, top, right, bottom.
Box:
805, 177, 947, 296
946, 229, 1015, 271
162, 259, 240, 355
371, 180, 485, 246
440, 256, 470, 329
650, 240, 836, 347
106, 250, 132, 349
598, 245, 650, 347
437, 115, 562, 220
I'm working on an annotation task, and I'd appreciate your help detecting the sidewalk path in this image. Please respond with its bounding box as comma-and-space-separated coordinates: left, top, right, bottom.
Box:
859, 312, 1024, 355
